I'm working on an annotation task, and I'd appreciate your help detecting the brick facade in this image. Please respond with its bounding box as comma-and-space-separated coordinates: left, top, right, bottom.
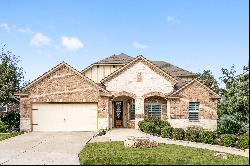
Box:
169, 80, 218, 130
18, 64, 111, 131
17, 56, 219, 132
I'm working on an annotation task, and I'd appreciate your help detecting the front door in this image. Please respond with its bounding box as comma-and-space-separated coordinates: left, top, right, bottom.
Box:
114, 101, 123, 128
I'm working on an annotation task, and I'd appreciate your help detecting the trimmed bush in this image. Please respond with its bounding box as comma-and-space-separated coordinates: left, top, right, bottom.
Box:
138, 121, 146, 132
0, 121, 8, 133
172, 128, 185, 140
237, 135, 249, 150
220, 134, 237, 147
161, 126, 173, 138
185, 128, 200, 142
198, 130, 216, 144
155, 126, 161, 136
147, 118, 171, 128
143, 122, 155, 134
138, 118, 171, 135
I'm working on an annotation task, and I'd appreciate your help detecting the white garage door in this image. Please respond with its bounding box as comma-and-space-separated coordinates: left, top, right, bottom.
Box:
32, 103, 97, 131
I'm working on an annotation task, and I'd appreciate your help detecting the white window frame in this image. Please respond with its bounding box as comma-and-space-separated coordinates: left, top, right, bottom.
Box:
147, 103, 161, 118
188, 102, 199, 122
0, 105, 7, 113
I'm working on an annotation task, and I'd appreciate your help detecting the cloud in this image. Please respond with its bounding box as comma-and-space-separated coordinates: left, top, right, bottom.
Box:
0, 23, 11, 31
30, 32, 51, 47
0, 22, 33, 34
61, 36, 84, 51
17, 27, 33, 34
166, 16, 181, 24
133, 41, 148, 49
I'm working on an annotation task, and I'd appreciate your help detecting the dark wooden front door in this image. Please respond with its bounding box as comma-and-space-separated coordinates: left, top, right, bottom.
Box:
114, 101, 123, 128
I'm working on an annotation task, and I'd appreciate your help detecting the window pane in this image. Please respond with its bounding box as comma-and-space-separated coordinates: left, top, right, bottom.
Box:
0, 106, 7, 112
130, 104, 135, 120
148, 104, 161, 118
188, 102, 199, 121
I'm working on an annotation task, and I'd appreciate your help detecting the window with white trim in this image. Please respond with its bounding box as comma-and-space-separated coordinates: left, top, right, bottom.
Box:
0, 105, 7, 112
130, 104, 135, 120
148, 103, 161, 118
188, 102, 199, 121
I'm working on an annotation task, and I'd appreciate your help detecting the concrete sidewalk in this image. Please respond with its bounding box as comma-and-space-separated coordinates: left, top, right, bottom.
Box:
89, 128, 249, 158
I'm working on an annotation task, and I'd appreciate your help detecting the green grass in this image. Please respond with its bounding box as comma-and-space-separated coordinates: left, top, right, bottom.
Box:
0, 132, 21, 141
79, 141, 249, 165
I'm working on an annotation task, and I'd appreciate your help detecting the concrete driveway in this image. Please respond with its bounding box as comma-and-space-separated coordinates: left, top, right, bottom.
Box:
0, 132, 95, 165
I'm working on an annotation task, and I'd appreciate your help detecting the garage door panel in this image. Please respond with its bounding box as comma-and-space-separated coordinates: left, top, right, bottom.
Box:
32, 103, 97, 131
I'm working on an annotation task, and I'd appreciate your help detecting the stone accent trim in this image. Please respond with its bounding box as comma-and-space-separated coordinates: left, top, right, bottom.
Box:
112, 91, 136, 99
142, 92, 168, 99
101, 55, 178, 85
135, 114, 144, 119
127, 120, 135, 128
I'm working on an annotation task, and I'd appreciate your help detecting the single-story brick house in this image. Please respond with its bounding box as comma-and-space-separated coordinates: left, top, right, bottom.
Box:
15, 53, 220, 132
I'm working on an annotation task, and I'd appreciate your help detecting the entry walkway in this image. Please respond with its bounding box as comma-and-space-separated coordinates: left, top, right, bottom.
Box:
89, 128, 249, 158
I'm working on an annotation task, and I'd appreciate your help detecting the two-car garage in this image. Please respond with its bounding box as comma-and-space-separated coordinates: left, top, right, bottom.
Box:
31, 103, 97, 132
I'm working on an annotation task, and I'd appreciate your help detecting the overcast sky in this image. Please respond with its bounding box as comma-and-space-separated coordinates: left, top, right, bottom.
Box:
0, 0, 249, 86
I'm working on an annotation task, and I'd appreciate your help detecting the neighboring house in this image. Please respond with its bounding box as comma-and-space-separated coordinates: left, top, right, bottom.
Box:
0, 105, 8, 115
0, 99, 19, 116
15, 53, 220, 132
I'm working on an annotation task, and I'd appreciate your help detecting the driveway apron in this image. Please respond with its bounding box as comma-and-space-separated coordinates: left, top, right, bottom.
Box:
0, 132, 95, 165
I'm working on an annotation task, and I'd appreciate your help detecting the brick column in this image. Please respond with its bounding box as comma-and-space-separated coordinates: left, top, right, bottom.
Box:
167, 100, 171, 119
135, 96, 144, 129
20, 98, 32, 132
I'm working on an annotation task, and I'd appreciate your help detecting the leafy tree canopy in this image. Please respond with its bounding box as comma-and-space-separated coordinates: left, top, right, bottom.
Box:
196, 70, 220, 94
0, 46, 24, 105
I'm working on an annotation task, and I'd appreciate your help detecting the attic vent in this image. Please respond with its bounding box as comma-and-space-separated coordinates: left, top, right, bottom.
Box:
137, 72, 143, 82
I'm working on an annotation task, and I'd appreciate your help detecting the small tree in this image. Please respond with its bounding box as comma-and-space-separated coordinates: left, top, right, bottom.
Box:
218, 64, 249, 134
0, 46, 24, 105
197, 70, 220, 94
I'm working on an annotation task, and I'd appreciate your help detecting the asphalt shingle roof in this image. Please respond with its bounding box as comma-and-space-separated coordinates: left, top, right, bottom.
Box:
95, 53, 134, 64
94, 53, 195, 77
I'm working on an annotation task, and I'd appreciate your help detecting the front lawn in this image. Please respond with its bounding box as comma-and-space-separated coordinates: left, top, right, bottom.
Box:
79, 141, 249, 165
0, 132, 21, 141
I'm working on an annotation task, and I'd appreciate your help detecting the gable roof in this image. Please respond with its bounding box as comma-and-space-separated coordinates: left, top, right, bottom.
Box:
95, 53, 134, 64
81, 53, 134, 73
101, 55, 178, 85
151, 61, 196, 77
81, 53, 196, 78
18, 62, 108, 94
170, 78, 221, 98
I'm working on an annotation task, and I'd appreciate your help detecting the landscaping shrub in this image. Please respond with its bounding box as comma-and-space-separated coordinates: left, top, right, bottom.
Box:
148, 117, 171, 128
161, 126, 173, 138
185, 128, 200, 142
138, 121, 146, 132
172, 128, 185, 140
97, 129, 108, 136
237, 135, 249, 150
143, 122, 155, 134
155, 126, 161, 136
139, 118, 171, 135
220, 134, 237, 147
0, 121, 8, 133
198, 130, 216, 144
0, 110, 20, 132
